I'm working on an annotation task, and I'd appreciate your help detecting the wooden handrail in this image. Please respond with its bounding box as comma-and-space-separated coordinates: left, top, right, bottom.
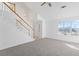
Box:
3, 2, 33, 30
8, 2, 16, 12
16, 19, 30, 32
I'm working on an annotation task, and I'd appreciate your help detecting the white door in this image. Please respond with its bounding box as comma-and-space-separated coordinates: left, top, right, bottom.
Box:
34, 20, 42, 40
37, 20, 42, 38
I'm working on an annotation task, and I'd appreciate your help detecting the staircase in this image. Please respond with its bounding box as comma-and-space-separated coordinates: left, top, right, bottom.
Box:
0, 2, 35, 50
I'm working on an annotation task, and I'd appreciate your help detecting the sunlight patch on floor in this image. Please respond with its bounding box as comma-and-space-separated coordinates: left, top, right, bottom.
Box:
65, 43, 79, 50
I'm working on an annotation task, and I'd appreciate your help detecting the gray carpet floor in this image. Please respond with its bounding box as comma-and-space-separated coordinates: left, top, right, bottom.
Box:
0, 38, 79, 56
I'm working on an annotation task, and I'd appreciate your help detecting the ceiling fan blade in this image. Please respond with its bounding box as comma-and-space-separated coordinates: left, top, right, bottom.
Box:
48, 3, 52, 7
61, 5, 66, 8
41, 2, 46, 6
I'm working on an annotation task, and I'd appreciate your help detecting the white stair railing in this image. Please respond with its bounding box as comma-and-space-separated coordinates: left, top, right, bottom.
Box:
2, 2, 33, 38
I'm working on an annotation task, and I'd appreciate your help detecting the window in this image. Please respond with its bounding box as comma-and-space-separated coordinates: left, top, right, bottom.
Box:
58, 20, 79, 35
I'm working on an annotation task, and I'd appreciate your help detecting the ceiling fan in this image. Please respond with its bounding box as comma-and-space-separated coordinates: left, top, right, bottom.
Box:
41, 2, 67, 8
41, 2, 52, 7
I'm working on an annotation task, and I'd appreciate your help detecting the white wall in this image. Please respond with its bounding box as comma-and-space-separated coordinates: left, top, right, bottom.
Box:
46, 4, 79, 43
